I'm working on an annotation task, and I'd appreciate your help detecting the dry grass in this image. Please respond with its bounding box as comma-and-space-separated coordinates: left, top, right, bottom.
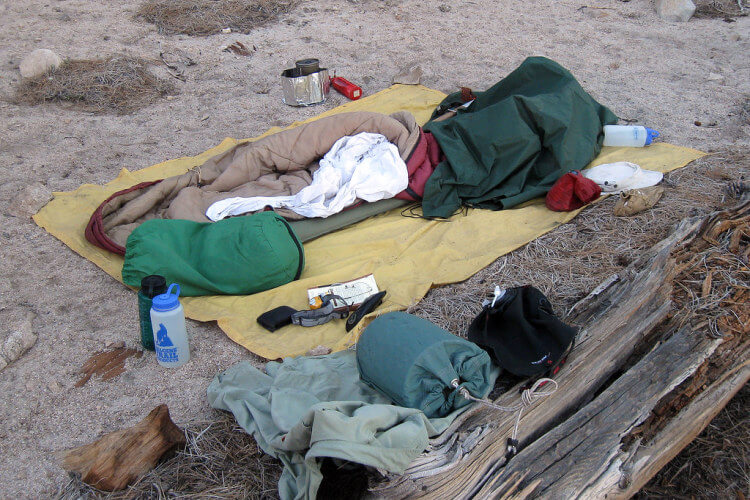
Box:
56, 411, 282, 499
56, 151, 749, 498
694, 0, 748, 18
15, 56, 175, 115
136, 0, 299, 36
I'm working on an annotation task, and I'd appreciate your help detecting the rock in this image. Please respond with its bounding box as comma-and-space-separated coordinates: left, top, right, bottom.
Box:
655, 0, 696, 22
438, 4, 451, 12
105, 340, 125, 350
306, 345, 332, 356
0, 312, 37, 371
8, 182, 52, 218
19, 48, 62, 78
393, 64, 423, 85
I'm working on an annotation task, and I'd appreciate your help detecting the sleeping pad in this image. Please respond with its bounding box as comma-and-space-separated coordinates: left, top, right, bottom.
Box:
422, 56, 619, 218
208, 350, 499, 500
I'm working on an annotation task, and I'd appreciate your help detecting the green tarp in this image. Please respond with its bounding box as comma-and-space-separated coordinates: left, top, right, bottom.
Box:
422, 56, 619, 218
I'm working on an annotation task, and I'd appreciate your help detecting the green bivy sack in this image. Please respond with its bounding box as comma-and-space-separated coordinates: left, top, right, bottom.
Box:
422, 56, 619, 218
122, 212, 304, 297
356, 312, 494, 418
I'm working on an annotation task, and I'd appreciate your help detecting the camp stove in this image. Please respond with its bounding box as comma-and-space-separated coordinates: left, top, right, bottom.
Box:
281, 58, 330, 106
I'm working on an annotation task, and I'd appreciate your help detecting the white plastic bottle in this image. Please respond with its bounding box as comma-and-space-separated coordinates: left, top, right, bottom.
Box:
150, 283, 190, 368
603, 125, 660, 147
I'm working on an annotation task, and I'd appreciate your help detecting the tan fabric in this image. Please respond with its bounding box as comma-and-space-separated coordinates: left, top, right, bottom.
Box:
100, 111, 421, 248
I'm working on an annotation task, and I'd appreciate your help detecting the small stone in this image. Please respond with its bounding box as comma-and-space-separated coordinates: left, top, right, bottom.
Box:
655, 0, 696, 22
393, 64, 423, 85
694, 120, 702, 126
706, 72, 724, 82
1, 312, 37, 369
19, 48, 63, 78
8, 182, 53, 218
438, 4, 451, 12
306, 345, 332, 356
221, 27, 232, 34
48, 380, 63, 393
105, 340, 125, 350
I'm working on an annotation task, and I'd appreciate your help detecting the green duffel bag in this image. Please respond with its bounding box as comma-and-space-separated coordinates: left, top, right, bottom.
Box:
122, 212, 304, 297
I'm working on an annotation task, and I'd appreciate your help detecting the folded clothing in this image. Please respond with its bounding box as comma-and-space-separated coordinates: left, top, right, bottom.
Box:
122, 211, 304, 297
208, 350, 495, 500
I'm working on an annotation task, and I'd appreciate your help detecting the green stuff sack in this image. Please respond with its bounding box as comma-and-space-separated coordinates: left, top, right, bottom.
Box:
122, 212, 304, 297
356, 312, 494, 418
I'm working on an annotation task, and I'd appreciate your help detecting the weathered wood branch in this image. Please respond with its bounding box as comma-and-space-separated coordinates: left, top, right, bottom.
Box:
369, 198, 748, 499
60, 404, 186, 491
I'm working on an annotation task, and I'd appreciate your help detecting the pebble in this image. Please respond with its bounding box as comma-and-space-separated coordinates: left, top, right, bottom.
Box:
1, 313, 37, 371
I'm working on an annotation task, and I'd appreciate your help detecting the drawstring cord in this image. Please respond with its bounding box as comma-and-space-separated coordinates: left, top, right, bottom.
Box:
450, 377, 558, 459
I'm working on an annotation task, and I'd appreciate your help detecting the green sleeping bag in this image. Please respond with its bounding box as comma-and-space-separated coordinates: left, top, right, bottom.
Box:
122, 212, 304, 297
356, 312, 494, 418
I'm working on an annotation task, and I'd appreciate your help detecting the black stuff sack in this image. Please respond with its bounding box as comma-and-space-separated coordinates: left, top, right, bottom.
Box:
467, 285, 576, 377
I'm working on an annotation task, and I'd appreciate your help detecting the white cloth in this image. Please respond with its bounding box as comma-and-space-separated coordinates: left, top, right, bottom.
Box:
206, 132, 408, 221
582, 162, 663, 194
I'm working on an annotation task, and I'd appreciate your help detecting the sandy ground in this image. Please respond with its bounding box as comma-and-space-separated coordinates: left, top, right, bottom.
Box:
0, 0, 747, 497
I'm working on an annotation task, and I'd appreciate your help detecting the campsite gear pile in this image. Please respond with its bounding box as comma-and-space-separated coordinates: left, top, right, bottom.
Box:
41, 54, 693, 498
212, 295, 574, 499
84, 57, 616, 265
137, 274, 166, 351
150, 283, 189, 368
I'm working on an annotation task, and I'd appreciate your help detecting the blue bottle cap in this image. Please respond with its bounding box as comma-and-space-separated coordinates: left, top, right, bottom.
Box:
644, 127, 660, 146
152, 283, 181, 312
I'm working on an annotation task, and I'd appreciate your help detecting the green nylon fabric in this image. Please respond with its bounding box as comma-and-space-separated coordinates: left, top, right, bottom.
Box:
122, 212, 304, 297
356, 312, 494, 418
207, 350, 498, 500
422, 56, 619, 218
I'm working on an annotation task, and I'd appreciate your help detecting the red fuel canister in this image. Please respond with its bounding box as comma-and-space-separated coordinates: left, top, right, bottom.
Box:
331, 76, 362, 100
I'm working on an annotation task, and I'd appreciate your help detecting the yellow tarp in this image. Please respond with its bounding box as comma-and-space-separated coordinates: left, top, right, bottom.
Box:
34, 84, 705, 360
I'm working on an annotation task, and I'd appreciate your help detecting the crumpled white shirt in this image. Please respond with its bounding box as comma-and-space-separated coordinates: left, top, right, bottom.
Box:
205, 132, 408, 221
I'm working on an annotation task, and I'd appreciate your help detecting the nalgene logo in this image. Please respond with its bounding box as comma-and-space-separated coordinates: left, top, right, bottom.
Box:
157, 347, 179, 363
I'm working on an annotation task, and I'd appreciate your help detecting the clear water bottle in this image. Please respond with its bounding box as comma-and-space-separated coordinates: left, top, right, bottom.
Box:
603, 125, 660, 147
150, 283, 190, 368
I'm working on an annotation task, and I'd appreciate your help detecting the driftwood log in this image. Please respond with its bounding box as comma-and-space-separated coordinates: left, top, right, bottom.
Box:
60, 404, 186, 491
369, 198, 749, 499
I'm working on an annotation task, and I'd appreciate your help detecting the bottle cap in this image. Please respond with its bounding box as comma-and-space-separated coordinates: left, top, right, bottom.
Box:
140, 275, 167, 298
644, 127, 660, 146
152, 283, 181, 312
